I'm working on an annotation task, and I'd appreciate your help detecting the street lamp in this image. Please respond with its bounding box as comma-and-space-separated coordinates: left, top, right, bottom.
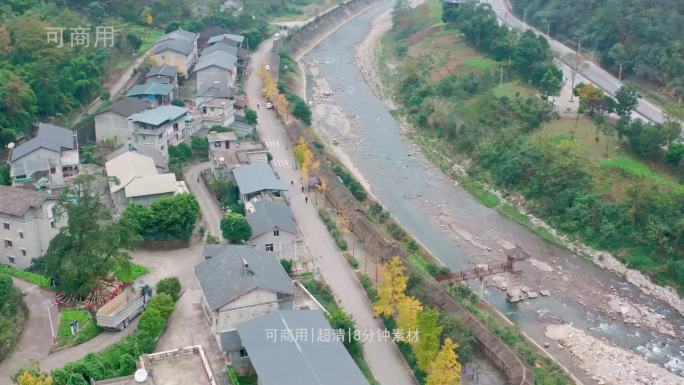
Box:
546, 20, 554, 37
523, 6, 530, 28
43, 299, 58, 345
616, 60, 632, 82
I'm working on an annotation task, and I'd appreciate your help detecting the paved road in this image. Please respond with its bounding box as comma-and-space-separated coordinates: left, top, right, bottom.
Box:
244, 38, 417, 385
486, 0, 668, 125
0, 278, 138, 384
186, 162, 223, 238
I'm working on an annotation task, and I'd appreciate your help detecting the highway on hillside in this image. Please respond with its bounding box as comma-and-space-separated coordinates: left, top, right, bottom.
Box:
486, 0, 669, 125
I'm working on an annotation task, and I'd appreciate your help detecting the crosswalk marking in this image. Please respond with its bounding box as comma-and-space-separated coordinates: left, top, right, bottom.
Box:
265, 140, 280, 149
271, 159, 289, 168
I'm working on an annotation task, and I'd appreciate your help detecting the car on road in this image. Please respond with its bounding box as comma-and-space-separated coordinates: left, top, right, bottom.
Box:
96, 285, 152, 330
266, 102, 273, 109
265, 64, 271, 71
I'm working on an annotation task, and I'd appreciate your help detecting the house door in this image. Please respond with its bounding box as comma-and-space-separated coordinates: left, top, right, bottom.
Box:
225, 140, 230, 149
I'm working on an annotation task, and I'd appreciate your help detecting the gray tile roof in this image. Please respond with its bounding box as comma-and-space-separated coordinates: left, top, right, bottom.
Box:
129, 105, 188, 126
0, 186, 59, 217
126, 82, 175, 97
207, 33, 244, 45
232, 163, 287, 195
236, 310, 370, 385
106, 143, 168, 171
247, 200, 297, 238
195, 245, 295, 311
202, 42, 238, 57
153, 38, 195, 56
146, 65, 178, 78
198, 83, 234, 98
159, 29, 197, 43
10, 123, 74, 162
101, 98, 150, 117
195, 51, 237, 72
229, 121, 254, 139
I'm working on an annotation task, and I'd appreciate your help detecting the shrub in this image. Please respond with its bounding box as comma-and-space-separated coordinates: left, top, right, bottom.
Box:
191, 136, 209, 160
155, 277, 181, 301
171, 99, 185, 107
279, 259, 293, 275
0, 265, 50, 287
356, 272, 377, 302
386, 222, 406, 240
345, 253, 359, 269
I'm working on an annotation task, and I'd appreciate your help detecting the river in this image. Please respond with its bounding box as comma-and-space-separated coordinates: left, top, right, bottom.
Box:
302, 1, 684, 383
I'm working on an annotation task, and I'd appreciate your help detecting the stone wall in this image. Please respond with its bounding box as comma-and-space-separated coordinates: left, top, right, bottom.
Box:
285, 0, 385, 58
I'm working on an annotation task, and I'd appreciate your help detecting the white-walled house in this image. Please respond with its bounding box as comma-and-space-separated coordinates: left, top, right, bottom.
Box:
246, 200, 300, 261
0, 186, 64, 269
195, 245, 295, 351
9, 123, 79, 188
129, 105, 189, 160
105, 151, 186, 208
95, 98, 149, 145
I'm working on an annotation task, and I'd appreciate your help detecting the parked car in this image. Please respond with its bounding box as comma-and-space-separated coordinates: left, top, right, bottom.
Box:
266, 102, 273, 109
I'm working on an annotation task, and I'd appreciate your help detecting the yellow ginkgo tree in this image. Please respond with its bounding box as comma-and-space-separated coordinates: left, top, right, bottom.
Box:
373, 256, 407, 317
426, 338, 462, 385
397, 295, 423, 341
293, 138, 314, 182
16, 371, 53, 385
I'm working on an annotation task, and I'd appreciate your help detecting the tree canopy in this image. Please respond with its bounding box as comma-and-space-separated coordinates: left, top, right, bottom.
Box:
39, 175, 141, 296
123, 194, 200, 241
220, 213, 252, 243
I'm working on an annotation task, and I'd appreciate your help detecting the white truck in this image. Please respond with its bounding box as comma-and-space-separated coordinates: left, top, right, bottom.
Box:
96, 285, 152, 331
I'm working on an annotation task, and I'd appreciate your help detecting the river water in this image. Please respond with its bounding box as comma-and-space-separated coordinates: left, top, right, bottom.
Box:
303, 1, 684, 382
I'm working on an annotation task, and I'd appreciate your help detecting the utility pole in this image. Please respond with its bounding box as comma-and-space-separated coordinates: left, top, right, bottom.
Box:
546, 20, 554, 36
523, 7, 529, 28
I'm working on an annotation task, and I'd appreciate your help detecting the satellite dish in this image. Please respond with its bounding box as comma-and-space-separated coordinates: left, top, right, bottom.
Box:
218, 157, 225, 162
7, 142, 15, 149
134, 368, 148, 383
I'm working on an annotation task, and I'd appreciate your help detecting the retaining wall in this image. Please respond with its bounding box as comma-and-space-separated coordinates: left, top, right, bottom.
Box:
285, 0, 385, 58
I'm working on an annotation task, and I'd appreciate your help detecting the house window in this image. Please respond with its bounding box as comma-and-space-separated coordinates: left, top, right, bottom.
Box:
273, 229, 279, 237
20, 248, 26, 257
2, 223, 8, 230
173, 122, 179, 131
214, 141, 221, 148
239, 348, 248, 357
50, 167, 56, 174
4, 239, 12, 248
8, 256, 15, 264
19, 232, 23, 239
265, 243, 274, 252
50, 221, 56, 228
158, 133, 163, 139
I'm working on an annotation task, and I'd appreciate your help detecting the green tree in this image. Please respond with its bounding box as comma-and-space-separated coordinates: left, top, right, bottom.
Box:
665, 143, 684, 168
614, 85, 638, 119
0, 68, 38, 134
125, 33, 143, 52
156, 277, 181, 301
245, 107, 257, 125
171, 99, 185, 107
41, 175, 141, 297
279, 259, 293, 275
0, 164, 10, 186
512, 30, 549, 79
190, 136, 208, 160
413, 309, 443, 372
220, 213, 252, 243
123, 194, 199, 241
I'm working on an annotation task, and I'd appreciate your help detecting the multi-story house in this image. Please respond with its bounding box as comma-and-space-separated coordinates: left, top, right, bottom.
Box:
151, 28, 199, 78
9, 123, 79, 188
0, 186, 63, 269
128, 105, 189, 160
95, 97, 150, 145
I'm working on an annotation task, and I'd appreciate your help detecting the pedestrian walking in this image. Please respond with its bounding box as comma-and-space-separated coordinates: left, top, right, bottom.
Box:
301, 186, 304, 193
257, 104, 260, 109
305, 196, 308, 204
197, 177, 199, 183
291, 180, 294, 186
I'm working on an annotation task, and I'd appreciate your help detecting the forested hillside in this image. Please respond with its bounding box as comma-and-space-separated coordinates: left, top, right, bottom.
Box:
510, 0, 684, 98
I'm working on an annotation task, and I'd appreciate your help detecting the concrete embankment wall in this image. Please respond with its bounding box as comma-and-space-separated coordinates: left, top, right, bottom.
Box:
286, 0, 385, 58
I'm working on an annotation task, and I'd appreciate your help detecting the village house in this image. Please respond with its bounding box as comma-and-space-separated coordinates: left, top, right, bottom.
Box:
207, 33, 244, 48
126, 82, 175, 107
105, 151, 186, 208
194, 245, 296, 351
0, 186, 63, 269
145, 65, 179, 87
195, 51, 238, 93
207, 131, 237, 151
232, 163, 288, 201
106, 143, 168, 173
9, 123, 79, 188
129, 105, 189, 160
230, 310, 370, 385
246, 200, 301, 261
151, 28, 199, 78
195, 82, 235, 127
95, 97, 150, 145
